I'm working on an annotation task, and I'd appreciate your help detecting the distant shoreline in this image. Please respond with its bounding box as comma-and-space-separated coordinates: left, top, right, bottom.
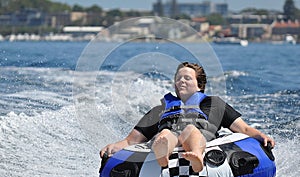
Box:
0, 33, 95, 42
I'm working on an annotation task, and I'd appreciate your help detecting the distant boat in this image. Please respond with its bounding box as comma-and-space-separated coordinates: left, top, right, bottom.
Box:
213, 37, 248, 46
270, 35, 297, 45
285, 34, 296, 45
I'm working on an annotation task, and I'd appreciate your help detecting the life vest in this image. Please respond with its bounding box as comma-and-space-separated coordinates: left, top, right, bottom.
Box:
159, 92, 218, 141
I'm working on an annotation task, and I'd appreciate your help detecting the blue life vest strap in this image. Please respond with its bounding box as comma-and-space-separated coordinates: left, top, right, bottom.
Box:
161, 92, 208, 120
159, 92, 219, 141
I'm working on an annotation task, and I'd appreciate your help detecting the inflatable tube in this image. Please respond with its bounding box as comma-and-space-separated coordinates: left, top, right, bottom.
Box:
99, 132, 276, 177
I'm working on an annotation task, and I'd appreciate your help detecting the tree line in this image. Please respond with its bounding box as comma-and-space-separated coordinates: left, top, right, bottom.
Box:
0, 0, 150, 17
1, 0, 299, 18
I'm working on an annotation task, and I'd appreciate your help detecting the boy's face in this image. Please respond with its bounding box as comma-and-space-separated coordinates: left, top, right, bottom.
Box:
175, 67, 199, 101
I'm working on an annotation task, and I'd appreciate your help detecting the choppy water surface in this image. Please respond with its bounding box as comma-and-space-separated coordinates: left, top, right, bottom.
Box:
0, 41, 299, 176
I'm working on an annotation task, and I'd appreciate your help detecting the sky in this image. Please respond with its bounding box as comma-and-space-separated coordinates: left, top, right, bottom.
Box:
52, 0, 300, 12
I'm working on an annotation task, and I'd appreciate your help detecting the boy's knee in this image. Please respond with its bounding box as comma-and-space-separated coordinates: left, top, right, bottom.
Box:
160, 128, 172, 135
184, 124, 199, 132
155, 129, 173, 139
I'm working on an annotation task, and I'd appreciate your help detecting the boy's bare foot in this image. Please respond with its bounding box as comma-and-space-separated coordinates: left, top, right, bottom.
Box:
152, 136, 169, 167
182, 152, 203, 172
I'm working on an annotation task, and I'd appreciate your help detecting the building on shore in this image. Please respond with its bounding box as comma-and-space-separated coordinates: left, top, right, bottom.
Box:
153, 0, 228, 17
230, 24, 270, 41
271, 20, 300, 42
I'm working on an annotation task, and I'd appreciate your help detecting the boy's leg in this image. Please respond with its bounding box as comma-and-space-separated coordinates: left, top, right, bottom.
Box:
178, 124, 206, 172
152, 129, 178, 167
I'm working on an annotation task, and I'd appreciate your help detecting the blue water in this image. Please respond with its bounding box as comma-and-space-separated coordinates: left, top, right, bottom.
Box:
0, 41, 299, 176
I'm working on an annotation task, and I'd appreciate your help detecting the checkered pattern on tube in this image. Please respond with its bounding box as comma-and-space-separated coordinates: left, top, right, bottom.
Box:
161, 150, 206, 177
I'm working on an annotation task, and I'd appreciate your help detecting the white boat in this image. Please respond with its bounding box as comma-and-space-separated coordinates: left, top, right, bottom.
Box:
270, 35, 297, 45
285, 34, 296, 45
213, 37, 248, 47
0, 35, 4, 41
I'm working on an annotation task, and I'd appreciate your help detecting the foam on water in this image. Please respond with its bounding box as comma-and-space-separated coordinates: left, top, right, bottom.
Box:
225, 70, 248, 78
0, 67, 74, 116
0, 106, 99, 176
273, 136, 300, 177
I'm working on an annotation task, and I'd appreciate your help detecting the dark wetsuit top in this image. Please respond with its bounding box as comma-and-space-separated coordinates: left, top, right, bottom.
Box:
134, 96, 241, 141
